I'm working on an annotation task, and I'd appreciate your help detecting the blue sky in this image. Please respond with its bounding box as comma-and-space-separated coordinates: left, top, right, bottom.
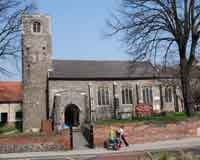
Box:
37, 0, 129, 60
1, 0, 131, 81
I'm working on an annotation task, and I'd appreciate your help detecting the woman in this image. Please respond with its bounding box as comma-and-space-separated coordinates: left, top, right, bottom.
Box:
116, 125, 129, 147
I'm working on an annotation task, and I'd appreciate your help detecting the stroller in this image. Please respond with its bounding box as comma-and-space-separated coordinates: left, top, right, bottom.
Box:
104, 129, 121, 150
104, 138, 121, 150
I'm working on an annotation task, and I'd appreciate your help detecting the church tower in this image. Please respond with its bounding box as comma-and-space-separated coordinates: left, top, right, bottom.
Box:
22, 14, 52, 131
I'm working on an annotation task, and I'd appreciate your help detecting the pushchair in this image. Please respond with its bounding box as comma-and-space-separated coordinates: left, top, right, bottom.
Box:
104, 130, 121, 151
104, 138, 121, 150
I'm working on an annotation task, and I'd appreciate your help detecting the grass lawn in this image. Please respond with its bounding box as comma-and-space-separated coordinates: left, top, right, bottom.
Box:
0, 125, 21, 135
96, 112, 200, 126
0, 121, 22, 135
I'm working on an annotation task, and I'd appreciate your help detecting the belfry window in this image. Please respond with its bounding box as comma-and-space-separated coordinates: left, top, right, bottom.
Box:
33, 21, 41, 33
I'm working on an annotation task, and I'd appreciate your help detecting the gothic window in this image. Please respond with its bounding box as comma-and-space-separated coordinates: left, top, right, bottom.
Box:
142, 87, 153, 104
121, 86, 133, 104
165, 87, 172, 103
97, 87, 110, 105
33, 21, 41, 33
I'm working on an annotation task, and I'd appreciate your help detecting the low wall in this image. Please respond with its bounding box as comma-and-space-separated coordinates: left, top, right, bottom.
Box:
0, 129, 70, 153
94, 120, 200, 147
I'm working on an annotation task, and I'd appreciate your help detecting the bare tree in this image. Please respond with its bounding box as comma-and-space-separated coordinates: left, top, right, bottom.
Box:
108, 0, 200, 116
191, 66, 200, 107
0, 0, 35, 76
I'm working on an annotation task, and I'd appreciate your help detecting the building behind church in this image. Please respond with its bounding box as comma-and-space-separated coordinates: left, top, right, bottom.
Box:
0, 82, 22, 125
21, 14, 183, 132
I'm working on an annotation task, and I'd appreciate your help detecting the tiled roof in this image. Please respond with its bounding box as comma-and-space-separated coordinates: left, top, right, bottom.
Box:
49, 60, 162, 80
0, 82, 22, 103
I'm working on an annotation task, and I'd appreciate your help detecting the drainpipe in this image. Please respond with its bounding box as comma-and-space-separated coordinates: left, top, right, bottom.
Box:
159, 84, 164, 111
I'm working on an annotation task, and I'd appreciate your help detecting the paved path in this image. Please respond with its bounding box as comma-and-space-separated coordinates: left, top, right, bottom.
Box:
73, 129, 89, 150
1, 137, 200, 159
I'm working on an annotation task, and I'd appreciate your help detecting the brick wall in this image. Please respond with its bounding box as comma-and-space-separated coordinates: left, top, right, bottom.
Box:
0, 129, 70, 153
94, 120, 200, 147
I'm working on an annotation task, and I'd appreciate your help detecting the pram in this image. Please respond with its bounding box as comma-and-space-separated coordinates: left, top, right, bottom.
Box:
104, 137, 121, 150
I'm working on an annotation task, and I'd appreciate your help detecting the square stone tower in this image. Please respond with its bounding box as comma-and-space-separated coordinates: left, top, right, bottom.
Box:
22, 14, 52, 132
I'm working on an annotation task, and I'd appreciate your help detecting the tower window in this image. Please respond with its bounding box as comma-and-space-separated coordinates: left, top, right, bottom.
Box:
33, 21, 41, 33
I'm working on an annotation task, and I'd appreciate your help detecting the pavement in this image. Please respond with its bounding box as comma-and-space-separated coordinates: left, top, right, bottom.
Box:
1, 137, 200, 159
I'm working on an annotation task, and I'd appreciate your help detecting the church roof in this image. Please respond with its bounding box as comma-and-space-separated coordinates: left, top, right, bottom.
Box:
49, 60, 167, 80
0, 82, 22, 103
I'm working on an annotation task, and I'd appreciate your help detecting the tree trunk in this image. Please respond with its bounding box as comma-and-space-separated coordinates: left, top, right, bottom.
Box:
180, 60, 194, 117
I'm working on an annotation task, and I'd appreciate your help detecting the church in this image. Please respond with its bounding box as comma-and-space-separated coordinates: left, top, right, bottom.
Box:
21, 14, 183, 132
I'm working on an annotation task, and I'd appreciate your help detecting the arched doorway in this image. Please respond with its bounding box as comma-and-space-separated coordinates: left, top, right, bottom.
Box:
65, 104, 80, 126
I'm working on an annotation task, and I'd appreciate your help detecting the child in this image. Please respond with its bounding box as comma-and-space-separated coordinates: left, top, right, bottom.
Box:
108, 126, 115, 143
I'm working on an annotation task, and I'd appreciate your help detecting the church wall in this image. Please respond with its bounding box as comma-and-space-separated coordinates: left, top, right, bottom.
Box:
48, 79, 180, 123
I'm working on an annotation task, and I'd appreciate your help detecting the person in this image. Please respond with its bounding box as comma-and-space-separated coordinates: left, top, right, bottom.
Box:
108, 126, 115, 143
116, 125, 129, 147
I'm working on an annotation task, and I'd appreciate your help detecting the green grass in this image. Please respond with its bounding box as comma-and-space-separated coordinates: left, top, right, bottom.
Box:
0, 121, 22, 135
0, 125, 21, 135
95, 112, 197, 126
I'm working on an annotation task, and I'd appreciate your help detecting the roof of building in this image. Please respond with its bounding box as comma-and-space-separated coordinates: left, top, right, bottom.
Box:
158, 64, 200, 79
0, 82, 22, 103
49, 60, 168, 80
